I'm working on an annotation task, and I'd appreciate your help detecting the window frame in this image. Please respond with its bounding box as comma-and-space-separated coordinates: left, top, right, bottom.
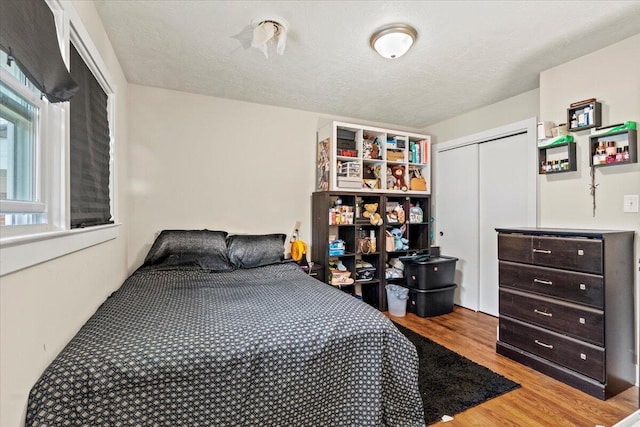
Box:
0, 69, 46, 208
0, 0, 119, 276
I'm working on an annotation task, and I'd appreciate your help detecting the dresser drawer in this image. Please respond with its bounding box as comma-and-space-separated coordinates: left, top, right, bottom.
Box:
499, 317, 604, 382
532, 236, 602, 274
498, 233, 603, 274
499, 289, 604, 346
498, 234, 532, 264
498, 261, 604, 308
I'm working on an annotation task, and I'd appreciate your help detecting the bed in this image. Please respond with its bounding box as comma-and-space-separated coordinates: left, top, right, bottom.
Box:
26, 230, 424, 426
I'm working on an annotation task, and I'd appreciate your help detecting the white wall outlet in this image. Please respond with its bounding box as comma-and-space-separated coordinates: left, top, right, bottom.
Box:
623, 194, 639, 213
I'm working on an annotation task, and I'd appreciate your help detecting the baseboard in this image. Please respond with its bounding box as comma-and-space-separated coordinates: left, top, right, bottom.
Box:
613, 410, 640, 427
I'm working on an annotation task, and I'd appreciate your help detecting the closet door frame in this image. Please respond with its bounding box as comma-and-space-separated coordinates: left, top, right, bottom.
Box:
434, 117, 538, 314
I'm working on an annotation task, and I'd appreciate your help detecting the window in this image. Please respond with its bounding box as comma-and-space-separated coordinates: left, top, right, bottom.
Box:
0, 0, 118, 275
0, 49, 47, 227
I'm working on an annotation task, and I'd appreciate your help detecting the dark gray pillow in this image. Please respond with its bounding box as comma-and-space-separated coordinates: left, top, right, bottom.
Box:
143, 230, 232, 271
227, 233, 286, 268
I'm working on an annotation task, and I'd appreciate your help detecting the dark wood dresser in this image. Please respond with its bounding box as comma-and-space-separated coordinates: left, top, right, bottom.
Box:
495, 227, 635, 400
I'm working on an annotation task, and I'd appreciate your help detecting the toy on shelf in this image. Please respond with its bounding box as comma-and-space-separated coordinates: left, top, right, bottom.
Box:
362, 203, 383, 225
362, 136, 381, 160
391, 165, 408, 191
389, 225, 409, 251
386, 203, 405, 224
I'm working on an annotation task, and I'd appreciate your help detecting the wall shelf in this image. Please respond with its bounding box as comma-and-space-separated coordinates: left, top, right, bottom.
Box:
589, 125, 637, 168
567, 101, 601, 132
538, 135, 577, 174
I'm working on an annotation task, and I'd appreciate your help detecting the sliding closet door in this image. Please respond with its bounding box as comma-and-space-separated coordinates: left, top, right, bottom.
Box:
435, 143, 479, 310
435, 118, 537, 316
478, 132, 531, 316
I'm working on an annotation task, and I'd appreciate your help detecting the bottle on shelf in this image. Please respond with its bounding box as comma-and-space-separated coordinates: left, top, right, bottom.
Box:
584, 105, 592, 126
605, 141, 617, 157
410, 203, 424, 223
370, 230, 376, 252
622, 146, 630, 162
598, 141, 607, 164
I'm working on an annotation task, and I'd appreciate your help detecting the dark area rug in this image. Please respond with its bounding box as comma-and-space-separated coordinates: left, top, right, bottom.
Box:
394, 322, 520, 425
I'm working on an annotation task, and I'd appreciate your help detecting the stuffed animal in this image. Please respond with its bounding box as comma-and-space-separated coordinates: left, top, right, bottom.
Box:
371, 138, 381, 159
391, 165, 408, 191
390, 225, 409, 251
386, 167, 395, 189
362, 137, 381, 160
362, 138, 373, 159
362, 203, 383, 226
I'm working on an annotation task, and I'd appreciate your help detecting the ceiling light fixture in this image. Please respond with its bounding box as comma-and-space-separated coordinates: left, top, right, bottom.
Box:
370, 24, 417, 59
251, 16, 288, 59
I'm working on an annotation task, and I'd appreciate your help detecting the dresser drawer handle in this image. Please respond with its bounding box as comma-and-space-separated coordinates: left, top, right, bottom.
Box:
534, 309, 553, 317
533, 278, 553, 285
535, 339, 554, 349
533, 249, 552, 254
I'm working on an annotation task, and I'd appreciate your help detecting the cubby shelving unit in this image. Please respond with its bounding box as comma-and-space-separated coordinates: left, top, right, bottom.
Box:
312, 191, 430, 311
316, 121, 431, 194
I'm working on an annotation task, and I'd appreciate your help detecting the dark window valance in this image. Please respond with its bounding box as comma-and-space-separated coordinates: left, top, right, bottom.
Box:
70, 43, 112, 228
0, 0, 78, 102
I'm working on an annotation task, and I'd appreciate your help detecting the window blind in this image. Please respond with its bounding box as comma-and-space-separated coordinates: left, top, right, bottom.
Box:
69, 44, 112, 228
0, 0, 78, 102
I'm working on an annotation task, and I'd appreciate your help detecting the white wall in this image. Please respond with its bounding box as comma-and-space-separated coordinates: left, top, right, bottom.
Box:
0, 2, 129, 426
423, 89, 540, 143
539, 34, 640, 231
422, 34, 640, 388
539, 34, 640, 384
422, 89, 540, 244
127, 85, 316, 268
126, 85, 421, 269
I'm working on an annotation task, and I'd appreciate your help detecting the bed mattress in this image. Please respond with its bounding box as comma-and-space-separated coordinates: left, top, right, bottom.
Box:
26, 262, 424, 426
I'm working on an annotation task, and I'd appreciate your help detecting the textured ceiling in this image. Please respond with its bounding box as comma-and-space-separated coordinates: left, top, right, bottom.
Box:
93, 1, 640, 129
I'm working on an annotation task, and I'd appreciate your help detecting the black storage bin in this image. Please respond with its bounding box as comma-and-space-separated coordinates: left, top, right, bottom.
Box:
403, 255, 458, 290
408, 284, 457, 317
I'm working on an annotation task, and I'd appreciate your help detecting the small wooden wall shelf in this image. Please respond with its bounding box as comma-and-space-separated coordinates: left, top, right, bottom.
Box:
567, 101, 601, 132
589, 125, 637, 168
538, 135, 576, 174
539, 142, 577, 174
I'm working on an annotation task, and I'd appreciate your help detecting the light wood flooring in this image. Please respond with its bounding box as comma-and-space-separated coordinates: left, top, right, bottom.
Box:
386, 306, 638, 427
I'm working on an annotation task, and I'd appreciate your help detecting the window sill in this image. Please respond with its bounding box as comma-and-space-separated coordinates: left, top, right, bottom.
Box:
0, 223, 120, 276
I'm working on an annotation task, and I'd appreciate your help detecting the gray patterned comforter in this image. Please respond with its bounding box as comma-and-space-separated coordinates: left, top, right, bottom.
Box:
26, 263, 424, 426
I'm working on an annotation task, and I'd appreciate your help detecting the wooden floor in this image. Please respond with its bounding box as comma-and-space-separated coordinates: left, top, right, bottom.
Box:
386, 306, 638, 427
